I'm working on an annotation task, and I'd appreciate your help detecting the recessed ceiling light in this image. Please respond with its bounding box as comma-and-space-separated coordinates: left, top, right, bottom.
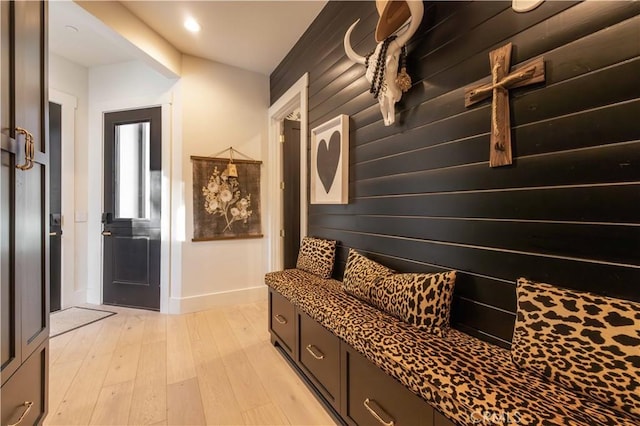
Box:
65, 25, 79, 33
184, 18, 201, 33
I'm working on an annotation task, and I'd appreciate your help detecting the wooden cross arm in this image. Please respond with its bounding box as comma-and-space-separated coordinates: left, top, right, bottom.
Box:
464, 56, 545, 107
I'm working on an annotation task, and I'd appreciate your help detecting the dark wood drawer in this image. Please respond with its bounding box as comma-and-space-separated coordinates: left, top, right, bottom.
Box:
1, 340, 48, 426
298, 312, 340, 407
435, 411, 456, 426
343, 344, 433, 426
269, 290, 296, 354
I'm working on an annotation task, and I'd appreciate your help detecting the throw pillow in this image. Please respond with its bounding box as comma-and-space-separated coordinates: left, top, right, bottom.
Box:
512, 278, 640, 417
342, 249, 394, 300
295, 237, 336, 279
370, 271, 457, 333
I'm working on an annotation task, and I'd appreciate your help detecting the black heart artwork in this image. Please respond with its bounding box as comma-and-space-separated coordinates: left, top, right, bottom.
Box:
317, 131, 341, 194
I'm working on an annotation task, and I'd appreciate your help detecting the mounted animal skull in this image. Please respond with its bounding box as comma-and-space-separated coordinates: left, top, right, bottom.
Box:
344, 0, 424, 126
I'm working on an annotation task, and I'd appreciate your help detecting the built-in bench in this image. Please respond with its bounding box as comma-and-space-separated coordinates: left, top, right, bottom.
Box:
266, 267, 640, 426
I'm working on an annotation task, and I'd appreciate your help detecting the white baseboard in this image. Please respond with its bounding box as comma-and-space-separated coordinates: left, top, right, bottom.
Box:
86, 286, 101, 306
168, 285, 268, 314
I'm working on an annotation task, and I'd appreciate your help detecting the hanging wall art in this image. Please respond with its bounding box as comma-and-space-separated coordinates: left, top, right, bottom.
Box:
191, 152, 263, 241
344, 0, 424, 126
311, 114, 349, 204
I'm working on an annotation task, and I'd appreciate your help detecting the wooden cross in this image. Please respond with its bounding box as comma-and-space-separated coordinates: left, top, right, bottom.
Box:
465, 43, 545, 167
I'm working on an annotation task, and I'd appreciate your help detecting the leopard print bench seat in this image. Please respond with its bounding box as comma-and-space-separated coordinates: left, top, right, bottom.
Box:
265, 269, 640, 426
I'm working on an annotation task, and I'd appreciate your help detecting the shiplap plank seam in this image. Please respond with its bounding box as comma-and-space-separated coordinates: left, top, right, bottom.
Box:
454, 324, 512, 348
333, 246, 518, 286
311, 214, 640, 228
354, 181, 640, 199
456, 296, 517, 317
353, 139, 640, 186
313, 226, 640, 269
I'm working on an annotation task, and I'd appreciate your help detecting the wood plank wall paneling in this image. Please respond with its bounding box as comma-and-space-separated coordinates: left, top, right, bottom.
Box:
270, 1, 640, 348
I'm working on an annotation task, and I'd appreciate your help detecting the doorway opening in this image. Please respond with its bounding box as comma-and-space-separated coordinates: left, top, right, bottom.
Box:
49, 101, 62, 312
102, 107, 161, 311
267, 73, 309, 271
282, 117, 301, 268
48, 89, 78, 311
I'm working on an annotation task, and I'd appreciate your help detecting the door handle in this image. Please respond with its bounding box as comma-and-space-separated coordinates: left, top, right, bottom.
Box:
15, 127, 34, 171
102, 231, 112, 236
49, 232, 58, 236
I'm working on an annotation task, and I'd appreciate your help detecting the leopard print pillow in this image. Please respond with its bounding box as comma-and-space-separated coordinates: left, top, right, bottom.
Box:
512, 278, 640, 417
295, 237, 336, 278
369, 271, 457, 335
342, 249, 394, 300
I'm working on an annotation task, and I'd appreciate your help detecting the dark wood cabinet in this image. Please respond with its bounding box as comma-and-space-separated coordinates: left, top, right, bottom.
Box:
1, 1, 49, 424
1, 342, 48, 426
298, 311, 341, 409
434, 411, 456, 426
342, 344, 433, 426
269, 290, 296, 355
268, 288, 457, 425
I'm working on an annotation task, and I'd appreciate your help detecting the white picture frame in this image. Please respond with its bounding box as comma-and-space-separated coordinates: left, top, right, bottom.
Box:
310, 114, 349, 204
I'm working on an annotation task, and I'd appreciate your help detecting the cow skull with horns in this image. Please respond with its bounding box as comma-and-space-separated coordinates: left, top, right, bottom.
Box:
344, 1, 423, 126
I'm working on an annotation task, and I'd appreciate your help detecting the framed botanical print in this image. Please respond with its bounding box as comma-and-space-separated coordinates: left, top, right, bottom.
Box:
191, 156, 263, 241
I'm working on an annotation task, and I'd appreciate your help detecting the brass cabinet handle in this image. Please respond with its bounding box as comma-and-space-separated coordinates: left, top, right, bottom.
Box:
305, 344, 325, 360
15, 127, 34, 171
274, 314, 287, 325
7, 401, 34, 426
101, 231, 112, 236
363, 398, 395, 426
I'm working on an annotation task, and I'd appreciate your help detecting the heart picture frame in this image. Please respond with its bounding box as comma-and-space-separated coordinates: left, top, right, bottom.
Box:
310, 114, 349, 204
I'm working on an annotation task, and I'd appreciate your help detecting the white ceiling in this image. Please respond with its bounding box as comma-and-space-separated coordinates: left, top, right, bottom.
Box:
49, 1, 137, 68
49, 0, 328, 76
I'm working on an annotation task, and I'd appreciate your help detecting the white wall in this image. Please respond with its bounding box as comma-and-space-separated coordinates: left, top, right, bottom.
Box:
176, 55, 270, 312
48, 53, 89, 307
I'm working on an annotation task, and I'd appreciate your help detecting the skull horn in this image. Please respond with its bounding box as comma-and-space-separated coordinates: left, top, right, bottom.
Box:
343, 19, 366, 65
393, 1, 424, 49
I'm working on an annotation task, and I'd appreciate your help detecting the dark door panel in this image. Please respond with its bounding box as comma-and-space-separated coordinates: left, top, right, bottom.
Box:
19, 164, 46, 352
0, 0, 49, 418
103, 236, 160, 309
103, 107, 161, 311
49, 101, 62, 312
283, 119, 301, 269
0, 150, 19, 383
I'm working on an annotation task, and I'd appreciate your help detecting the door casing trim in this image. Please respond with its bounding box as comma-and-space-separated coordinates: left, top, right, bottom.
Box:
49, 89, 79, 309
88, 94, 173, 313
267, 73, 309, 272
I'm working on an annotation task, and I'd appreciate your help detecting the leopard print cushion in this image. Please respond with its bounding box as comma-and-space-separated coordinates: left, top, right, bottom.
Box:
512, 278, 640, 418
295, 236, 336, 278
369, 271, 457, 335
265, 270, 640, 425
342, 249, 394, 300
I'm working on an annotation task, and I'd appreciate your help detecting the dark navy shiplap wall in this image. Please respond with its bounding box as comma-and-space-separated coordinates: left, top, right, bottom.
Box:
270, 1, 640, 348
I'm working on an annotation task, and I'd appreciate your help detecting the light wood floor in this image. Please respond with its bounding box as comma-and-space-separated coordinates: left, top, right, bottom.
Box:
45, 301, 336, 426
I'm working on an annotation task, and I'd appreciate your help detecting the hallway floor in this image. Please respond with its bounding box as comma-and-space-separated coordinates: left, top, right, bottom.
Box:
44, 301, 335, 425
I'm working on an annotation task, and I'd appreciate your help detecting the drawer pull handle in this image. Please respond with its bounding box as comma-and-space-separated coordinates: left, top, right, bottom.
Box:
305, 344, 325, 360
363, 398, 395, 426
8, 401, 34, 426
274, 314, 287, 325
